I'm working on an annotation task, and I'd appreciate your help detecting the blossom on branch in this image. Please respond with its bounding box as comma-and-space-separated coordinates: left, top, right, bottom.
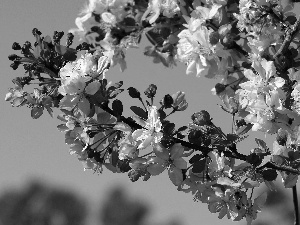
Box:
132, 106, 163, 149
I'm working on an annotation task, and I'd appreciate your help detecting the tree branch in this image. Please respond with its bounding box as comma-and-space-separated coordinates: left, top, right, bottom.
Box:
99, 103, 248, 160
293, 185, 299, 225
273, 16, 300, 59
258, 162, 300, 175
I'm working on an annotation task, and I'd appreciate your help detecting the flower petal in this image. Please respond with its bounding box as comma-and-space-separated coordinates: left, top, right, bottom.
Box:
168, 166, 183, 186
170, 143, 184, 159
153, 143, 169, 160
173, 158, 187, 169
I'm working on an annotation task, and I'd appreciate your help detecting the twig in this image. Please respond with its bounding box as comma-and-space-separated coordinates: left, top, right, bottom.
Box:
257, 162, 300, 175
293, 185, 299, 225
273, 16, 300, 59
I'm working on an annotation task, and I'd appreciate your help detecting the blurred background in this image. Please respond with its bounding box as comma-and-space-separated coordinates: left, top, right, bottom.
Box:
0, 0, 297, 225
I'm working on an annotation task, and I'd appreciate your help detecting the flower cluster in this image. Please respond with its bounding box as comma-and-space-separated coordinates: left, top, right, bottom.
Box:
6, 0, 300, 224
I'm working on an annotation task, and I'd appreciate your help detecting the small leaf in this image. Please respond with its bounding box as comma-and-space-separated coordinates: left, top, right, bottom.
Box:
45, 106, 53, 117
128, 87, 141, 99
111, 149, 119, 167
85, 81, 101, 95
31, 107, 44, 119
163, 122, 175, 135
192, 158, 206, 173
55, 45, 77, 61
109, 89, 124, 99
177, 126, 188, 132
153, 143, 169, 160
283, 173, 298, 188
118, 160, 131, 172
189, 154, 202, 164
285, 15, 297, 25
57, 124, 69, 132
12, 97, 26, 107
168, 166, 183, 186
130, 106, 147, 120
112, 99, 123, 117
255, 138, 268, 150
147, 163, 165, 175
77, 97, 90, 117
262, 169, 277, 181
236, 123, 253, 136
254, 192, 268, 209
59, 95, 80, 110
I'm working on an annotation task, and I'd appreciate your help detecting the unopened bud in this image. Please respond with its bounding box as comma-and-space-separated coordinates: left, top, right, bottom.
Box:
209, 31, 220, 45
191, 110, 211, 126
144, 84, 157, 98
8, 54, 20, 61
172, 91, 188, 111
214, 83, 227, 95
161, 94, 173, 108
12, 42, 22, 50
10, 61, 20, 70
276, 128, 288, 146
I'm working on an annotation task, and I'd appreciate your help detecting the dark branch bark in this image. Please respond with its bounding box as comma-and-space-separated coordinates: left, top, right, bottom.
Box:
273, 16, 300, 59
293, 185, 299, 225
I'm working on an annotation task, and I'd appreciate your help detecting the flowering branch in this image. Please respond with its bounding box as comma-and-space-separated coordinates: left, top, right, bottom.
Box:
6, 0, 300, 224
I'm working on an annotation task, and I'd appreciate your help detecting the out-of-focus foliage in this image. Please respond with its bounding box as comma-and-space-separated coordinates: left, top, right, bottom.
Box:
0, 181, 182, 225
0, 181, 87, 225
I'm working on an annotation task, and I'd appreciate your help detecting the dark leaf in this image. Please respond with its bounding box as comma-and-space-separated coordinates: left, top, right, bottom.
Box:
285, 15, 297, 25
109, 89, 124, 99
130, 106, 147, 119
226, 134, 239, 142
128, 87, 141, 99
112, 99, 123, 117
31, 107, 44, 119
262, 169, 277, 181
55, 45, 77, 61
189, 154, 202, 164
246, 153, 262, 167
158, 109, 166, 120
255, 138, 268, 150
145, 29, 165, 47
192, 159, 206, 173
118, 160, 131, 172
177, 126, 188, 132
236, 123, 253, 136
111, 149, 119, 167
163, 122, 175, 135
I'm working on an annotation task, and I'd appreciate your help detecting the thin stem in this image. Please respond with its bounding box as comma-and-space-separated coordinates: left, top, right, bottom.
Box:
293, 185, 299, 225
139, 97, 147, 111
165, 108, 176, 118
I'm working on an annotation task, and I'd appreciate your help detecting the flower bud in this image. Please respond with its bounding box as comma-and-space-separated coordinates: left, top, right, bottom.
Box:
32, 28, 42, 36
172, 91, 188, 111
209, 31, 220, 45
5, 92, 13, 101
118, 143, 138, 160
12, 42, 22, 50
144, 84, 157, 98
8, 54, 20, 61
221, 33, 235, 48
128, 169, 142, 182
10, 62, 20, 70
276, 128, 288, 146
161, 94, 173, 108
214, 83, 227, 95
191, 110, 211, 126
